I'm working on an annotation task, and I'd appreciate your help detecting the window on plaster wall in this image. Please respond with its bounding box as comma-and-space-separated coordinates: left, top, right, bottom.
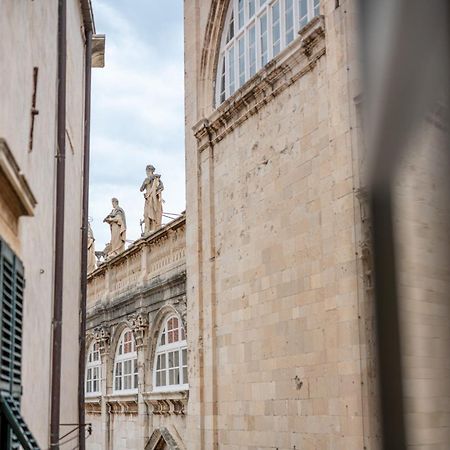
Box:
215, 0, 320, 105
85, 341, 102, 396
113, 329, 138, 394
153, 315, 188, 392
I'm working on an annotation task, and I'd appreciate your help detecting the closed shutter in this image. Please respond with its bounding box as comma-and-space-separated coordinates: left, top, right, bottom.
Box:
0, 239, 40, 450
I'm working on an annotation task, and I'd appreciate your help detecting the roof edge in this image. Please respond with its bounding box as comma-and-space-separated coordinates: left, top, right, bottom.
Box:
80, 0, 95, 34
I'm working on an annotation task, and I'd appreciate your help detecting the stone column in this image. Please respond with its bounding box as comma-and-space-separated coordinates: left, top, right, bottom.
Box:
129, 313, 150, 448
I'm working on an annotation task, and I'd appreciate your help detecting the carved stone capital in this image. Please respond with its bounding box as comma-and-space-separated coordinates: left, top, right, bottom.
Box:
127, 313, 149, 348
94, 326, 111, 357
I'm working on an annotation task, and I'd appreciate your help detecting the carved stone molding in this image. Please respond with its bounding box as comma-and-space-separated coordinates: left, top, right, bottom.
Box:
127, 313, 149, 348
85, 397, 101, 415
94, 326, 111, 357
143, 390, 189, 416
106, 394, 138, 415
298, 15, 325, 57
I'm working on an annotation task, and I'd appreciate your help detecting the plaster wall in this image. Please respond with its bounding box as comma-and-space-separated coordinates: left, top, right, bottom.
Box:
0, 0, 89, 447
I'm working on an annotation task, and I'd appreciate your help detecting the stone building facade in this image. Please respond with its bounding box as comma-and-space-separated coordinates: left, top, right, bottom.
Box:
85, 216, 188, 450
0, 1, 103, 448
183, 1, 379, 449
183, 1, 449, 449
85, 0, 449, 449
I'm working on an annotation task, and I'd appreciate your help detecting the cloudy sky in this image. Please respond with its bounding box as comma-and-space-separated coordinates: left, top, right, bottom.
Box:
89, 0, 185, 249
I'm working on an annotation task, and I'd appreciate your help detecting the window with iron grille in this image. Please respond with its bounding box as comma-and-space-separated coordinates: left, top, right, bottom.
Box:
0, 238, 40, 450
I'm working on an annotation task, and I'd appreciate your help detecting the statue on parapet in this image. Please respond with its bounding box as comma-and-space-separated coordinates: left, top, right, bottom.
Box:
103, 197, 127, 258
140, 164, 164, 235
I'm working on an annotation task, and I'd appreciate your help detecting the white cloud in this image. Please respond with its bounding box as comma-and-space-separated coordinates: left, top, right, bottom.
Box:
90, 0, 185, 248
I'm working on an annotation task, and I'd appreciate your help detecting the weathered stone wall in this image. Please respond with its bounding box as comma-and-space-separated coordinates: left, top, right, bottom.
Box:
0, 1, 91, 447
184, 1, 378, 449
86, 217, 188, 450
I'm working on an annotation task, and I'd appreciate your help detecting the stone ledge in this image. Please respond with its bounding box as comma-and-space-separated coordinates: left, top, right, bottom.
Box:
143, 390, 189, 416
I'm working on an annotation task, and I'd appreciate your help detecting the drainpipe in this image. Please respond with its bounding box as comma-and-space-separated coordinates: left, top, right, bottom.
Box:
78, 29, 93, 450
50, 0, 67, 448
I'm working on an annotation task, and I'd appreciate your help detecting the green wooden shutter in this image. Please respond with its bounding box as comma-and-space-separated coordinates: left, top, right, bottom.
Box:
0, 239, 40, 450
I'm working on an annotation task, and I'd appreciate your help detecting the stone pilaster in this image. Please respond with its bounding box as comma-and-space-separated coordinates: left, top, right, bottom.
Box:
94, 326, 111, 450
128, 313, 150, 448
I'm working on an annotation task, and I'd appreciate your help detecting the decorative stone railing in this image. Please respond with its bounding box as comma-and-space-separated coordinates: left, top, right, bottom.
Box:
87, 215, 186, 311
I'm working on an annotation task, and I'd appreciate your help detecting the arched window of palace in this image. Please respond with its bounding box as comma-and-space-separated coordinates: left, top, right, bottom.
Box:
153, 315, 188, 391
113, 328, 138, 393
216, 0, 320, 105
86, 341, 101, 395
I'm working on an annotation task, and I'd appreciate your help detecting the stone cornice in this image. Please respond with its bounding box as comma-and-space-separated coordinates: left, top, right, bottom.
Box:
193, 16, 326, 152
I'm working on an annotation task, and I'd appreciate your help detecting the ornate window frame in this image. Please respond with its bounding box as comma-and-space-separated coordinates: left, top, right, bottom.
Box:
215, 0, 320, 106
113, 328, 138, 394
85, 340, 102, 396
152, 314, 188, 393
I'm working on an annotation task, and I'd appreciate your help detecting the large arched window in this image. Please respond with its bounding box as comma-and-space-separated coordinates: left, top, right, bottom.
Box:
216, 0, 320, 104
153, 315, 188, 392
113, 329, 138, 393
86, 341, 101, 395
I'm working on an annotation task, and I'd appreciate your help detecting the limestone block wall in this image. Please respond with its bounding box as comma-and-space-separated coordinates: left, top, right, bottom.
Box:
184, 1, 378, 449
86, 217, 188, 450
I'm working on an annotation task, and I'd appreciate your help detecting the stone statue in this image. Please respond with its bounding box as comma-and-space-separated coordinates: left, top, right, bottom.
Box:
87, 222, 96, 272
140, 165, 164, 235
103, 197, 127, 257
